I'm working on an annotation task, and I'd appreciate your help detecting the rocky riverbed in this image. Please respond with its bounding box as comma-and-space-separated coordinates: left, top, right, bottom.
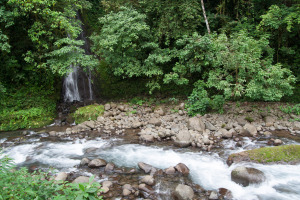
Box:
1, 101, 300, 200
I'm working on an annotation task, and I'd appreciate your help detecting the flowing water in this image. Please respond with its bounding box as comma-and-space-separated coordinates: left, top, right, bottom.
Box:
62, 13, 93, 102
1, 132, 299, 200
63, 65, 81, 102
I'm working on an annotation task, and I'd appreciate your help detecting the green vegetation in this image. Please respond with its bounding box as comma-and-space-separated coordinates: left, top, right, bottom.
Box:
72, 104, 104, 124
247, 145, 300, 163
280, 104, 300, 115
0, 153, 103, 200
0, 88, 58, 131
1, 0, 300, 129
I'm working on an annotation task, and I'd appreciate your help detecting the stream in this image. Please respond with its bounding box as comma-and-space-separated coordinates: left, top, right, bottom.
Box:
1, 130, 300, 200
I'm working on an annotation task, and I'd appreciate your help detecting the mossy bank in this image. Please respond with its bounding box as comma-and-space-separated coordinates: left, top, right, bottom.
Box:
227, 145, 300, 165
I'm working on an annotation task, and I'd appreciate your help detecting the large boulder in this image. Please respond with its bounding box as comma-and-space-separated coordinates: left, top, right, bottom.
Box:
174, 130, 192, 147
173, 184, 194, 200
140, 134, 155, 143
88, 158, 107, 168
264, 116, 275, 127
80, 158, 90, 166
148, 118, 162, 126
243, 123, 257, 137
55, 172, 67, 181
188, 117, 205, 132
138, 162, 153, 173
82, 121, 96, 129
231, 166, 266, 187
175, 163, 190, 175
71, 124, 90, 134
220, 128, 233, 139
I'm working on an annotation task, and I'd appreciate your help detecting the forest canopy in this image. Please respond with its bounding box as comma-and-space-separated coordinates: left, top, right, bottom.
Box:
0, 0, 299, 130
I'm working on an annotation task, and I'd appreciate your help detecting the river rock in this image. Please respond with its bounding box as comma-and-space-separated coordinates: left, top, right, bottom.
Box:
171, 124, 180, 133
164, 166, 176, 175
243, 123, 257, 137
173, 184, 194, 200
101, 186, 109, 194
117, 105, 125, 112
138, 162, 153, 173
188, 117, 205, 132
104, 103, 111, 111
82, 120, 96, 129
231, 166, 266, 187
293, 121, 300, 130
155, 107, 165, 116
72, 124, 89, 133
237, 118, 247, 126
105, 162, 115, 172
72, 176, 90, 183
80, 158, 90, 166
263, 131, 272, 137
175, 163, 190, 175
102, 181, 113, 188
265, 116, 275, 127
220, 128, 232, 138
140, 134, 154, 143
66, 128, 72, 135
209, 191, 218, 200
132, 121, 142, 128
123, 188, 131, 196
88, 158, 107, 168
274, 139, 282, 146
174, 130, 192, 147
55, 172, 67, 181
138, 184, 154, 194
49, 131, 56, 136
122, 184, 133, 191
218, 188, 233, 199
148, 118, 161, 126
141, 175, 155, 186
205, 121, 217, 131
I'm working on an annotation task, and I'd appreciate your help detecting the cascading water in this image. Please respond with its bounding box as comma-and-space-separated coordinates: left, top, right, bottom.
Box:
62, 12, 93, 102
63, 65, 81, 102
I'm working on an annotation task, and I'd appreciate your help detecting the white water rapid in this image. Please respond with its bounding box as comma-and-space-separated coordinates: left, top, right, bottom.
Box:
1, 135, 299, 200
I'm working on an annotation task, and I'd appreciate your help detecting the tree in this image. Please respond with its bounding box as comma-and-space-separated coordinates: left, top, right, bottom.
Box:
200, 0, 211, 34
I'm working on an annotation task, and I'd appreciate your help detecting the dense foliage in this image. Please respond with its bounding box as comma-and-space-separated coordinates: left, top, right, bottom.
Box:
0, 153, 103, 199
88, 0, 299, 115
1, 0, 299, 125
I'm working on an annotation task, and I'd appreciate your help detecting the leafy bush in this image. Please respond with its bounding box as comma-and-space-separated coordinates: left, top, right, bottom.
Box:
72, 104, 105, 124
280, 104, 300, 115
186, 81, 225, 116
0, 88, 57, 131
0, 153, 103, 200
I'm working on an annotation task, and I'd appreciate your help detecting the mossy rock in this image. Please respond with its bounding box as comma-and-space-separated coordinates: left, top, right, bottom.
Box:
227, 145, 300, 165
72, 104, 104, 124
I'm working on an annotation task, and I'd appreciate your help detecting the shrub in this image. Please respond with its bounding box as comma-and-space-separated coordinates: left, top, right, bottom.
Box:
186, 81, 225, 116
72, 104, 104, 124
0, 88, 57, 131
0, 152, 103, 200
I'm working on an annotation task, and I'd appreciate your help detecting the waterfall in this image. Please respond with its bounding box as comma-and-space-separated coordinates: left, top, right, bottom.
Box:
62, 12, 94, 102
63, 65, 81, 102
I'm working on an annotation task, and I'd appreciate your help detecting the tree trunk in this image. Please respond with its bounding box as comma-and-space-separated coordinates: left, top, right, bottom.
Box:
201, 0, 211, 34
